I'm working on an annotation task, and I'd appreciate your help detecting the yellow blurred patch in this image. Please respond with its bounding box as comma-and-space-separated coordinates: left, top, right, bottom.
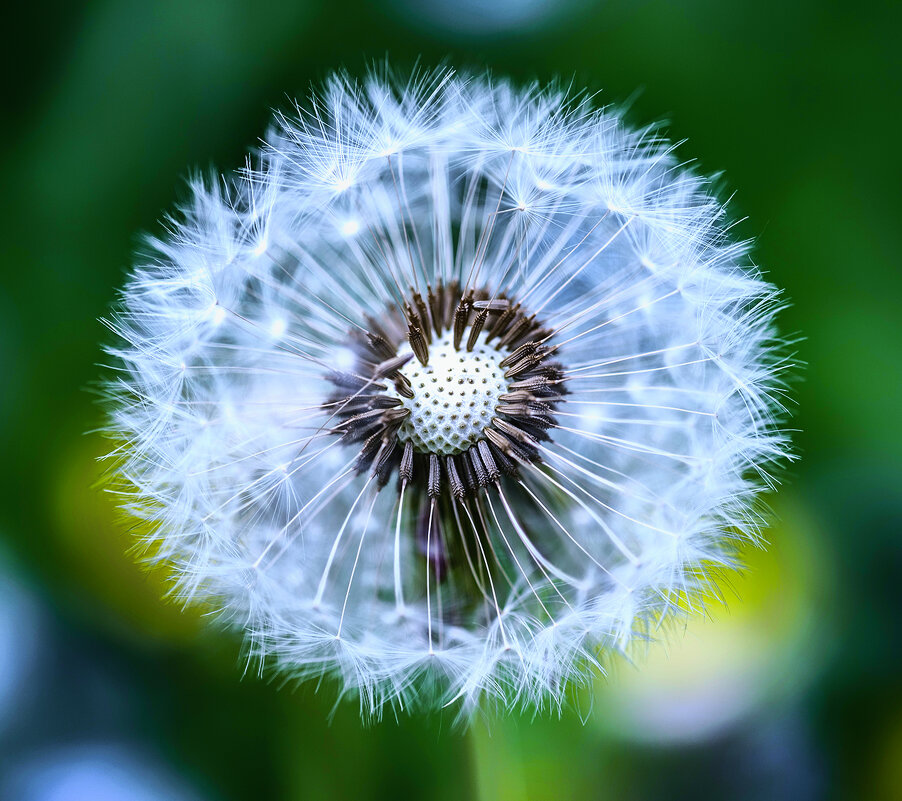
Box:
592, 491, 832, 743
51, 435, 204, 641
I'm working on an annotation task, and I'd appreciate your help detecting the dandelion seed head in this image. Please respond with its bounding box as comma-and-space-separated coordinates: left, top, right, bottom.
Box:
103, 67, 793, 720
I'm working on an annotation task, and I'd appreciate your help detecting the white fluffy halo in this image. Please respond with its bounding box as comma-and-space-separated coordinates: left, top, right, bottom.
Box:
104, 67, 792, 719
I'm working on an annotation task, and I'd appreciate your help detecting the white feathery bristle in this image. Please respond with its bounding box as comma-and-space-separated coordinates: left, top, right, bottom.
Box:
103, 67, 793, 720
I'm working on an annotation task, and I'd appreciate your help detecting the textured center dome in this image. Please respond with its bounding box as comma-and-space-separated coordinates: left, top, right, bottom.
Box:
389, 329, 509, 455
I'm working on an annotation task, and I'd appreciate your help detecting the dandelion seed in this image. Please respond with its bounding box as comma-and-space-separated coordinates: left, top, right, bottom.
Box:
103, 67, 793, 719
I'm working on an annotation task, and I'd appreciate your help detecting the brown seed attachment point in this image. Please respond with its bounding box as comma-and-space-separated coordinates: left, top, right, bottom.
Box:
407, 324, 429, 366
373, 353, 414, 380
400, 441, 414, 483
427, 454, 441, 498
452, 299, 470, 350
324, 279, 566, 501
466, 308, 489, 351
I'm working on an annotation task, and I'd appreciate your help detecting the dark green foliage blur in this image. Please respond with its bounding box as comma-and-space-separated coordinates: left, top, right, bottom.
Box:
1, 1, 900, 799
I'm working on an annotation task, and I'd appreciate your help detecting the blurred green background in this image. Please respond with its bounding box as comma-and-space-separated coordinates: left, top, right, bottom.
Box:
1, 1, 900, 799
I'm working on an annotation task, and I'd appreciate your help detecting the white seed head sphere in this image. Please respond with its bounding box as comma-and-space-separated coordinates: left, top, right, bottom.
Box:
104, 68, 792, 719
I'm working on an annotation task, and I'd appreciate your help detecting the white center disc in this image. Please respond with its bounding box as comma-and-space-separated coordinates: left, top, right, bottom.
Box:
389, 329, 509, 455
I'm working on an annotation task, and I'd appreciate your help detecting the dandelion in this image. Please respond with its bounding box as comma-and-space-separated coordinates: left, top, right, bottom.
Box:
104, 68, 792, 718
